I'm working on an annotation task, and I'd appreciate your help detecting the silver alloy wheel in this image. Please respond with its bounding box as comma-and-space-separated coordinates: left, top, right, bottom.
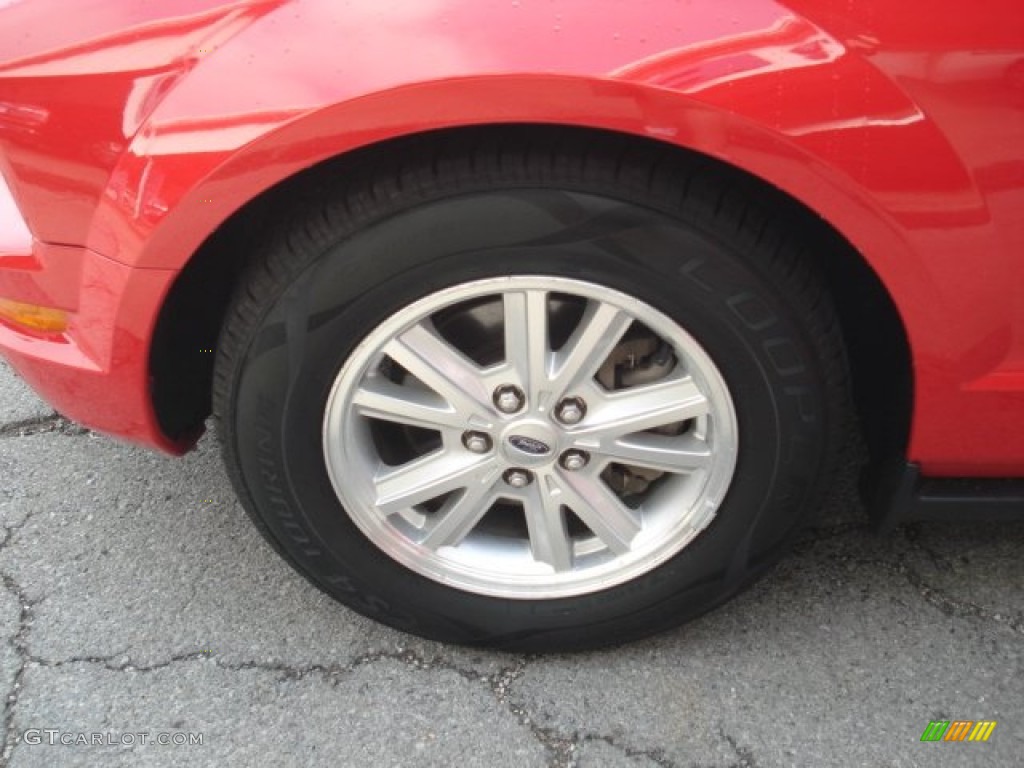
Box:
323, 276, 738, 599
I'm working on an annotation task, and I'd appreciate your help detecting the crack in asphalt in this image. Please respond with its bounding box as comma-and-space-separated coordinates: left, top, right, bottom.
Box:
0, 641, 763, 768
896, 554, 1024, 634
0, 414, 89, 439
493, 657, 577, 767
23, 646, 495, 680
0, 512, 39, 765
0, 512, 35, 555
871, 523, 1022, 635
820, 552, 1024, 636
792, 522, 1024, 636
1, 571, 35, 766
718, 728, 761, 768
488, 659, 747, 768
571, 732, 678, 767
901, 525, 957, 572
13, 649, 575, 764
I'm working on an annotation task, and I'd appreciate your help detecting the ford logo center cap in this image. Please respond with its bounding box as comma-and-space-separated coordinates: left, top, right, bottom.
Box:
508, 435, 552, 456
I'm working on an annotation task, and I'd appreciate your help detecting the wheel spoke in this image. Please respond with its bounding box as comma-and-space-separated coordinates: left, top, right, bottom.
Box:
383, 323, 494, 422
575, 374, 708, 438
598, 433, 712, 474
522, 476, 574, 571
549, 301, 633, 399
374, 451, 496, 515
503, 290, 551, 403
420, 476, 499, 550
557, 472, 640, 555
352, 375, 464, 431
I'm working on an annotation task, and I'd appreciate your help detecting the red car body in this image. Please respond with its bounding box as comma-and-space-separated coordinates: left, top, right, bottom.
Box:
0, 0, 1022, 487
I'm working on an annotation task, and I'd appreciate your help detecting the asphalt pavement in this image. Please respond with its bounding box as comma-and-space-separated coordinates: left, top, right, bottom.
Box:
1, 359, 1021, 767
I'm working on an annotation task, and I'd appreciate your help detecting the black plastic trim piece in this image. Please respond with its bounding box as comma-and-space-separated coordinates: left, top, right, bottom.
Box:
868, 462, 1024, 533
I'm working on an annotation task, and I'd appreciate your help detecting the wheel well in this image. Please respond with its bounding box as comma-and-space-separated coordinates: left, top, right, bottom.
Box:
150, 124, 912, 477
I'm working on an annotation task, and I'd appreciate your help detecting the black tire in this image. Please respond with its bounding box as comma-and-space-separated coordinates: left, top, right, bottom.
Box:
213, 132, 848, 651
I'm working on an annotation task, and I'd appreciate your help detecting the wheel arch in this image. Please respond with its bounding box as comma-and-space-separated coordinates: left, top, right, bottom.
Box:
150, 121, 912, 498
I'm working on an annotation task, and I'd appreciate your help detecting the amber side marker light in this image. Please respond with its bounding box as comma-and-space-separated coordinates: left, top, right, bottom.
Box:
0, 298, 69, 333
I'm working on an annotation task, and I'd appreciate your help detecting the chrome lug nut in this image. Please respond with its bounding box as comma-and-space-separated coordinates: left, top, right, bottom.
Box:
555, 397, 586, 425
503, 468, 533, 488
462, 431, 492, 454
560, 450, 590, 471
494, 384, 526, 414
